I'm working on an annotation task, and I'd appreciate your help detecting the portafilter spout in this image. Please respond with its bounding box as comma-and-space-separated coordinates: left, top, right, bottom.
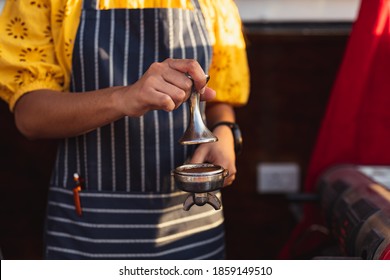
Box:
179, 74, 218, 145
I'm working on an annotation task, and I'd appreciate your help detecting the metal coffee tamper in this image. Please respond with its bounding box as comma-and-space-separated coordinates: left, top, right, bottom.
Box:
179, 75, 217, 145
172, 75, 228, 211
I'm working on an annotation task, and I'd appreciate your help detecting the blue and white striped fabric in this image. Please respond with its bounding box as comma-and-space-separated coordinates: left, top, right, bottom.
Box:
45, 0, 225, 259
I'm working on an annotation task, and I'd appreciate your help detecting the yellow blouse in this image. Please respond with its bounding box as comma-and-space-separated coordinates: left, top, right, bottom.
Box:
0, 0, 250, 111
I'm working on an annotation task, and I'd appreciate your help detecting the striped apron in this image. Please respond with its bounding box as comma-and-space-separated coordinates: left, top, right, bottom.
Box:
44, 0, 225, 259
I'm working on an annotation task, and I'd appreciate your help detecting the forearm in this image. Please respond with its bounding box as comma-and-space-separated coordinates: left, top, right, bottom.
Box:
205, 102, 235, 128
14, 87, 125, 139
205, 102, 236, 151
13, 59, 216, 140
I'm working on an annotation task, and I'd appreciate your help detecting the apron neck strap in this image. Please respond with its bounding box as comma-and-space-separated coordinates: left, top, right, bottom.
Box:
190, 0, 202, 10
83, 0, 97, 10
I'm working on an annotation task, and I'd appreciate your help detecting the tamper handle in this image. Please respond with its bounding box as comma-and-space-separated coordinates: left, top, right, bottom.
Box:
179, 74, 217, 145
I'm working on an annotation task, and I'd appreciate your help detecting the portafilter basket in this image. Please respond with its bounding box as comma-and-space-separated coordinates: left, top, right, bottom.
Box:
172, 163, 229, 211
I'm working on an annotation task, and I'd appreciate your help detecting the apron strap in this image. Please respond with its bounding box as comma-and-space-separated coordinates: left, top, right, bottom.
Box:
83, 0, 97, 10
190, 0, 202, 10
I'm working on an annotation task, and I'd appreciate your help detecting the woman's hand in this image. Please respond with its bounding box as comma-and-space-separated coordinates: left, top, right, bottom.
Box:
189, 124, 237, 187
117, 58, 216, 117
14, 58, 216, 139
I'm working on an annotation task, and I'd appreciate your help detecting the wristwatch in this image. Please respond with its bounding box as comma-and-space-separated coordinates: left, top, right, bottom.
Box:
211, 122, 243, 155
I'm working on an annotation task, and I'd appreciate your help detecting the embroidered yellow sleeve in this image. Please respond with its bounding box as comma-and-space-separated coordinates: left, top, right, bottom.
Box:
200, 0, 250, 106
0, 1, 68, 111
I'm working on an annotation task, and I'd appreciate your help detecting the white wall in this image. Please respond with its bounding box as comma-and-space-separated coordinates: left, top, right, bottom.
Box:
235, 0, 361, 22
0, 0, 4, 14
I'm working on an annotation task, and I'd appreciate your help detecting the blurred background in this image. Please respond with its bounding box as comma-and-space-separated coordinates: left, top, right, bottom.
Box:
0, 0, 361, 259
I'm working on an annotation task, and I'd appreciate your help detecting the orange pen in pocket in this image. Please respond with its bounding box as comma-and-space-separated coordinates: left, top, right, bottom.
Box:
73, 173, 83, 216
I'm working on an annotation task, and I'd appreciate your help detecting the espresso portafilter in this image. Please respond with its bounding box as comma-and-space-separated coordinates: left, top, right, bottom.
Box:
173, 75, 228, 211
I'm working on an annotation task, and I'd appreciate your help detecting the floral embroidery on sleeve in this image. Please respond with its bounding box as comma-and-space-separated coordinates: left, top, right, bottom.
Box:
6, 17, 28, 39
43, 25, 54, 43
14, 69, 36, 87
65, 38, 74, 58
19, 47, 47, 62
209, 48, 230, 73
30, 1, 49, 9
55, 5, 70, 26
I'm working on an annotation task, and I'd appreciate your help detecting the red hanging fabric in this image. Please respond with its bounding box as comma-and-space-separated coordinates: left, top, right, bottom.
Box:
280, 0, 390, 259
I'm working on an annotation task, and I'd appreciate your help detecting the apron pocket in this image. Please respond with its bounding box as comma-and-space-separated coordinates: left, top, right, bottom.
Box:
44, 186, 225, 259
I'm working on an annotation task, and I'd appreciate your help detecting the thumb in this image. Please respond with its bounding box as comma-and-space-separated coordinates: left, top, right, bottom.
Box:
200, 87, 216, 102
